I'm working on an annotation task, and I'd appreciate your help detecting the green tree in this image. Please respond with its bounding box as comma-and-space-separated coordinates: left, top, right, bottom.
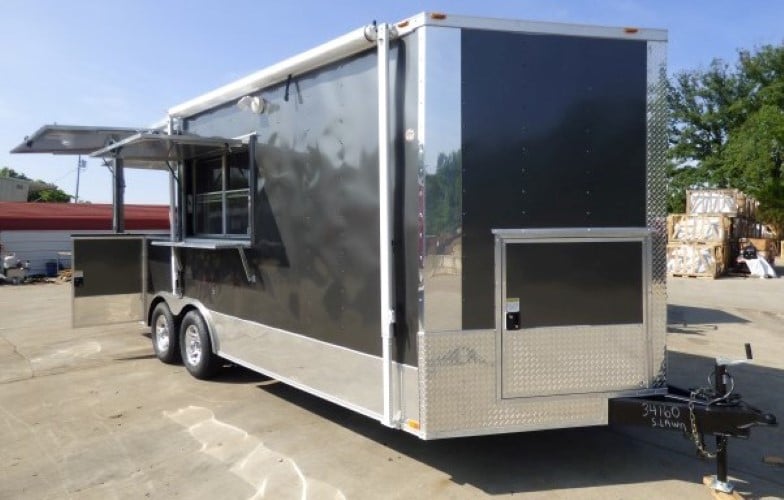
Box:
724, 104, 784, 234
0, 166, 72, 202
29, 184, 72, 202
667, 43, 784, 228
0, 167, 31, 180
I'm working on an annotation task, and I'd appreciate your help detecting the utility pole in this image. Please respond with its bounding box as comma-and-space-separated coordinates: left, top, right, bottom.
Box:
74, 156, 87, 202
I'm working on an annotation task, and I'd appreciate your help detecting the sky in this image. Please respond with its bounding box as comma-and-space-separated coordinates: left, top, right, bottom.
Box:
1, 0, 782, 205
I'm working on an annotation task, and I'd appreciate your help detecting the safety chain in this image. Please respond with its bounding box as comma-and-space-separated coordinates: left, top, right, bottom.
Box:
688, 389, 725, 459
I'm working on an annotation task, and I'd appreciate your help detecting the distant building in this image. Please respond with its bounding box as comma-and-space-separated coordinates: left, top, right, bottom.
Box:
0, 177, 32, 202
0, 202, 169, 275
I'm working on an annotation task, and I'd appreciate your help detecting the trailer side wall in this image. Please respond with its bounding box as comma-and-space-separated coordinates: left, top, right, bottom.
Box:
170, 36, 421, 420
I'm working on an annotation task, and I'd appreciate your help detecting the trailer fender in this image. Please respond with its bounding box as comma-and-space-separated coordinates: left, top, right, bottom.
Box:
148, 292, 220, 354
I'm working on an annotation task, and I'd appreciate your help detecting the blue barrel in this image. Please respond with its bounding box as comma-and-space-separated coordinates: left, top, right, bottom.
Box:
45, 261, 58, 277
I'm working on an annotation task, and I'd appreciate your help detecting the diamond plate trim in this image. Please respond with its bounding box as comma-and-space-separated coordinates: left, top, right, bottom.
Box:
502, 324, 646, 398
419, 330, 627, 436
647, 41, 668, 387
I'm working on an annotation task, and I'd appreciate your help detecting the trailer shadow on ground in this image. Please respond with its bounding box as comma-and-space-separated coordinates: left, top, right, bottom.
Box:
667, 304, 749, 335
211, 364, 274, 384
253, 351, 783, 496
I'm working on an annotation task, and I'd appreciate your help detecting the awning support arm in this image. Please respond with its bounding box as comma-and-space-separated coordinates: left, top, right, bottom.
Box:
112, 156, 125, 234
237, 247, 257, 284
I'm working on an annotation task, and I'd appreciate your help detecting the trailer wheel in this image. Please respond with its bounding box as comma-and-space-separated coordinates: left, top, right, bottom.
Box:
151, 303, 180, 364
180, 310, 219, 380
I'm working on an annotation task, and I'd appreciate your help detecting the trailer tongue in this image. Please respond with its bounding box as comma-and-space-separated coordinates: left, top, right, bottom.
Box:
9, 12, 777, 495
610, 352, 777, 493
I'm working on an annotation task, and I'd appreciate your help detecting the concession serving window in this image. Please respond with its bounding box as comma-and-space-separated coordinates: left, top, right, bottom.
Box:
190, 150, 252, 238
92, 131, 259, 284
90, 132, 255, 243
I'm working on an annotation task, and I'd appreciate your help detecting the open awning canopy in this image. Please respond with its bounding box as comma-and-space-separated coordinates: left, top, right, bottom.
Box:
89, 132, 245, 168
10, 124, 141, 156
10, 125, 245, 170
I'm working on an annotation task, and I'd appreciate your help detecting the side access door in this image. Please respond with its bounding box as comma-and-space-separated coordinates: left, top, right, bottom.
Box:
495, 228, 652, 399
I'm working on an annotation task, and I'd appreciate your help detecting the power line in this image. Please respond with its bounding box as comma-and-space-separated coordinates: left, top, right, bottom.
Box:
52, 167, 78, 184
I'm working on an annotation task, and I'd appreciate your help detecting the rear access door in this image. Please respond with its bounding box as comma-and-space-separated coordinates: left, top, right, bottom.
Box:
495, 229, 651, 399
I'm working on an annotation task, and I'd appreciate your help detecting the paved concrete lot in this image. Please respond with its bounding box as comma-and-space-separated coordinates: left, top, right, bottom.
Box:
1, 275, 782, 499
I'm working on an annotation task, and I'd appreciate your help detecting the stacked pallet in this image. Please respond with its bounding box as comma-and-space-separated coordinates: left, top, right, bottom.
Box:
666, 214, 730, 278
686, 188, 757, 218
667, 189, 776, 278
667, 189, 757, 278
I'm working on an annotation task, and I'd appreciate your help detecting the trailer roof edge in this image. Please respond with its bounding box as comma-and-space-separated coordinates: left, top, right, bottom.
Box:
411, 12, 667, 42
168, 12, 666, 120
168, 24, 377, 120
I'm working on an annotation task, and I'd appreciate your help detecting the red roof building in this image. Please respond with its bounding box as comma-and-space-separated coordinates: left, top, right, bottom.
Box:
0, 202, 169, 231
0, 202, 169, 276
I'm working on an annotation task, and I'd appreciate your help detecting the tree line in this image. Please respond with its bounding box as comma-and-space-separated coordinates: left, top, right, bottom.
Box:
668, 43, 784, 234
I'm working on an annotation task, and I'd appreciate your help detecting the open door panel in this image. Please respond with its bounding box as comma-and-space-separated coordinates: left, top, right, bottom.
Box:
10, 124, 142, 155
72, 236, 146, 328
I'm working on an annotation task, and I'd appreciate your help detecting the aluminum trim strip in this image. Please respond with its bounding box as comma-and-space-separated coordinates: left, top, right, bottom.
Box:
151, 239, 251, 249
415, 25, 427, 335
646, 40, 669, 387
492, 227, 651, 239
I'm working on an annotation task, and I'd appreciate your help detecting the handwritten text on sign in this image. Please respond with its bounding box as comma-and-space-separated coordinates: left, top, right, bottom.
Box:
641, 402, 687, 431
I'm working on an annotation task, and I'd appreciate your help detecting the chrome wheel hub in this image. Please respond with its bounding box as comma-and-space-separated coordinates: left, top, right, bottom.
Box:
155, 315, 170, 352
184, 324, 202, 366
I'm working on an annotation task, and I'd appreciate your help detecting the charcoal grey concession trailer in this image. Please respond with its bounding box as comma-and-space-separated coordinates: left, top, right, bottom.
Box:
11, 13, 775, 492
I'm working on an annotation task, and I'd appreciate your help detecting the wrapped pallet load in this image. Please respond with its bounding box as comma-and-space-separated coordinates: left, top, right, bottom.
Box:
667, 205, 730, 278
668, 189, 775, 279
667, 214, 729, 242
686, 188, 757, 218
666, 242, 727, 278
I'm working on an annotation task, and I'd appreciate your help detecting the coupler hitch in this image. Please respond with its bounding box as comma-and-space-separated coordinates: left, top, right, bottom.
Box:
609, 345, 777, 494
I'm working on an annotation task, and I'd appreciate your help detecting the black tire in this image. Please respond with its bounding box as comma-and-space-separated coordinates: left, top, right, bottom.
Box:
180, 310, 219, 380
151, 302, 180, 364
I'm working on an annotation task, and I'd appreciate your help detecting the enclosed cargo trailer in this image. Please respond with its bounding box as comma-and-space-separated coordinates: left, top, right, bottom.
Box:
11, 13, 775, 493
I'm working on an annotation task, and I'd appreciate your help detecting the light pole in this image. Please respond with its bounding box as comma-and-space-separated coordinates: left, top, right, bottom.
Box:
74, 156, 87, 203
